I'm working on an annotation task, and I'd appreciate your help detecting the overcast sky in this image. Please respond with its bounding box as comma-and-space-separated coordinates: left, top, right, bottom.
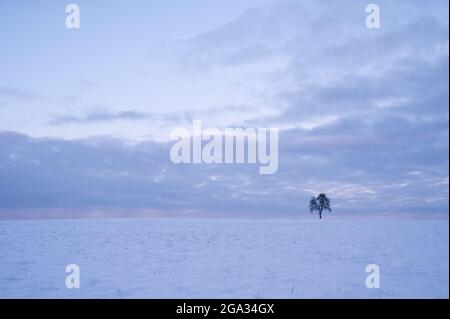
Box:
0, 0, 448, 219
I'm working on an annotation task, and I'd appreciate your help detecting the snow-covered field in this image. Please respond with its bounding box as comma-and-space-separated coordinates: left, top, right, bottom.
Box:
0, 218, 448, 298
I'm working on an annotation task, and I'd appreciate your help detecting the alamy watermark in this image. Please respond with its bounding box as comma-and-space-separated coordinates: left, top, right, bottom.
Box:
365, 264, 380, 288
65, 264, 80, 289
65, 4, 80, 29
169, 120, 279, 175
365, 4, 380, 29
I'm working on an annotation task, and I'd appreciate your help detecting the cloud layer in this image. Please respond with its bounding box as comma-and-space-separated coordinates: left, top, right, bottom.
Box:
0, 0, 448, 218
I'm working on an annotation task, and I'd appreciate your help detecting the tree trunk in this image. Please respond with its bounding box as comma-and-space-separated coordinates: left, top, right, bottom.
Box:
319, 209, 322, 219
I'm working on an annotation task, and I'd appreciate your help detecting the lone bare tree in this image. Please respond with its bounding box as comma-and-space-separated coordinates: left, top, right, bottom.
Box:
309, 193, 332, 219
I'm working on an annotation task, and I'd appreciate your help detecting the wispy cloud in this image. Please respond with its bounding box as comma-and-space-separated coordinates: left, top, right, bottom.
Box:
0, 86, 43, 101
48, 110, 184, 126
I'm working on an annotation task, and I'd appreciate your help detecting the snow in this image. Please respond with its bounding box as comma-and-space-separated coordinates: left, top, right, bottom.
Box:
0, 218, 448, 298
